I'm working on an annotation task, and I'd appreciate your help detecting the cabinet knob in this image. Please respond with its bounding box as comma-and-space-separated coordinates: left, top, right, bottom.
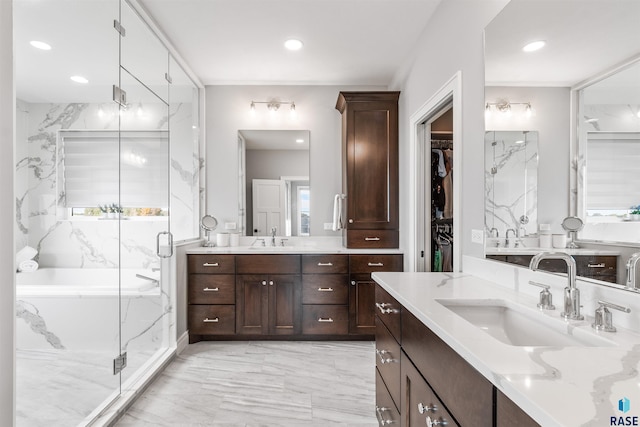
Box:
351, 280, 356, 286
418, 402, 437, 414
426, 415, 448, 427
348, 219, 354, 223
269, 280, 274, 286
262, 280, 267, 286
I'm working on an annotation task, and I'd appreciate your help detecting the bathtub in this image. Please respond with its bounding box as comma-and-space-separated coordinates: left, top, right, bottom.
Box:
16, 268, 170, 351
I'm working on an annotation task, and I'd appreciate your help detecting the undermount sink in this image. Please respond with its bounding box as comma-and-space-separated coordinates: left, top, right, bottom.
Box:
437, 299, 614, 348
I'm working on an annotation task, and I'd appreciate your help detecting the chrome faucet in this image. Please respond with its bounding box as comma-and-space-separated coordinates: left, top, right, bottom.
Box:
626, 252, 640, 291
530, 251, 583, 320
270, 226, 277, 247
505, 228, 516, 247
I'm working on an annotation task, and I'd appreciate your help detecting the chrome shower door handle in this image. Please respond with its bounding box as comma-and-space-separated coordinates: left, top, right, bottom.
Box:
156, 231, 174, 258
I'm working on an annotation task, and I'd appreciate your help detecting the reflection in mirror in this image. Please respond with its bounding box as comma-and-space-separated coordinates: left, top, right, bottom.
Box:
484, 131, 538, 246
238, 130, 310, 237
577, 58, 640, 244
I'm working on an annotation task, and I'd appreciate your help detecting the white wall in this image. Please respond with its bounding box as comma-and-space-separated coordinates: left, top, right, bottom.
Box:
486, 86, 571, 233
205, 85, 384, 236
389, 0, 510, 262
0, 1, 15, 424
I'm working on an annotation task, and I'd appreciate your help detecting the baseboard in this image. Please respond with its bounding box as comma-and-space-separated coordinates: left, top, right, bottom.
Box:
177, 330, 189, 355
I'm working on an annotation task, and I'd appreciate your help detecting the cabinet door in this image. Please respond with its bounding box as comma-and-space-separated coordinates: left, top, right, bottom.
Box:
343, 98, 398, 230
349, 274, 376, 335
236, 275, 268, 335
401, 352, 459, 427
268, 274, 301, 335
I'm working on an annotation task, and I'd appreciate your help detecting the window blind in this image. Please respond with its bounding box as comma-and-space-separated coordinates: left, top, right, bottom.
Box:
586, 132, 640, 210
60, 130, 169, 208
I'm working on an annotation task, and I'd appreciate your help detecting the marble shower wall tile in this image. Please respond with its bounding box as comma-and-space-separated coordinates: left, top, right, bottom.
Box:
15, 100, 200, 268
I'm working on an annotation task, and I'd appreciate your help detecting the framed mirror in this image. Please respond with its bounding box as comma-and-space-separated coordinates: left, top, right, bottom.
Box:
238, 129, 310, 236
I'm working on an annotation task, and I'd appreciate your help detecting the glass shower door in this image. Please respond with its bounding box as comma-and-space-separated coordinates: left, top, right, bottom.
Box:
118, 0, 172, 388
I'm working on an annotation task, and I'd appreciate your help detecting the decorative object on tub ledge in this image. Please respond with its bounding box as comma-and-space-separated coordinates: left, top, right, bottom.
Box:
98, 203, 124, 219
630, 205, 640, 221
200, 215, 219, 247
16, 246, 39, 272
18, 259, 39, 273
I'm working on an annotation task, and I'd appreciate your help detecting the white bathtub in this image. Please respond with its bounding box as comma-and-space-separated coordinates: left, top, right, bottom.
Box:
16, 268, 161, 297
16, 268, 169, 351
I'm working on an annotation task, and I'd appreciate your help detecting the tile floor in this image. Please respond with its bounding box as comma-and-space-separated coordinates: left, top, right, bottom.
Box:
114, 341, 378, 427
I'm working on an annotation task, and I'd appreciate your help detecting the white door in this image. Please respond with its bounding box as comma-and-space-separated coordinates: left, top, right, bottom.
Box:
252, 179, 286, 235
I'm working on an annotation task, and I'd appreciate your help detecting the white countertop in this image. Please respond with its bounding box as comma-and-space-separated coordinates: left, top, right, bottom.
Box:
372, 271, 640, 427
186, 245, 403, 255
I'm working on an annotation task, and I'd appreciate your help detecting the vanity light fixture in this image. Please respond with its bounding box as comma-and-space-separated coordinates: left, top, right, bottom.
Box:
485, 101, 532, 118
522, 40, 546, 52
30, 40, 51, 50
250, 100, 296, 112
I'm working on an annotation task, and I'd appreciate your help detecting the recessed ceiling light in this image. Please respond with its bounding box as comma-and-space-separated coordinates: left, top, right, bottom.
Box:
522, 40, 545, 52
30, 40, 51, 50
284, 39, 303, 51
70, 75, 89, 84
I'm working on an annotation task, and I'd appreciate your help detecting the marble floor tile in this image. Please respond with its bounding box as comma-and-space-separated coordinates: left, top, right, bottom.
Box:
115, 341, 378, 426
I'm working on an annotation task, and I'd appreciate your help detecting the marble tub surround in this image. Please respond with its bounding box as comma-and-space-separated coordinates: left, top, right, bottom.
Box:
373, 265, 640, 426
115, 341, 377, 426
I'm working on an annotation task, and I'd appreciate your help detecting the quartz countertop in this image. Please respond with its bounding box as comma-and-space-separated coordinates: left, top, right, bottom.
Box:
186, 244, 403, 255
372, 271, 640, 427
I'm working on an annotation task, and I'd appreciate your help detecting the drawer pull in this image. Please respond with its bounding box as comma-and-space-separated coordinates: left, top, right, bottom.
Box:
368, 262, 384, 267
351, 280, 356, 286
203, 287, 219, 292
317, 287, 334, 292
587, 263, 605, 268
203, 317, 219, 323
365, 237, 381, 241
317, 262, 334, 266
426, 415, 447, 427
203, 262, 219, 267
318, 317, 334, 323
375, 302, 398, 314
375, 406, 393, 426
376, 349, 395, 364
418, 402, 438, 414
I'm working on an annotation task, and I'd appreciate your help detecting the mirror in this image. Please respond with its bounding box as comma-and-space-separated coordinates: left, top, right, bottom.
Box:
576, 59, 640, 245
200, 215, 218, 247
484, 0, 640, 286
238, 130, 310, 236
484, 130, 538, 246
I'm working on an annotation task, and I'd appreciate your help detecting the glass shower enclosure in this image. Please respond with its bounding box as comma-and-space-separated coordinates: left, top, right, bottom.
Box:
13, 0, 199, 424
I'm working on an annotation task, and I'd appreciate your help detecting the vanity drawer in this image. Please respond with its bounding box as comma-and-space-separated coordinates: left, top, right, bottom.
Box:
350, 254, 403, 274
402, 308, 493, 426
188, 274, 235, 304
236, 254, 300, 274
302, 305, 348, 334
374, 284, 401, 341
188, 255, 236, 274
188, 305, 235, 335
301, 254, 349, 274
401, 351, 460, 427
346, 229, 399, 249
375, 316, 401, 407
302, 274, 349, 304
376, 369, 401, 423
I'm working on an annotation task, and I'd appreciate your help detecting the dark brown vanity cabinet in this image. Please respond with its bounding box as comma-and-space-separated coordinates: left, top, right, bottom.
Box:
336, 91, 400, 249
374, 283, 541, 427
350, 254, 403, 336
235, 255, 301, 336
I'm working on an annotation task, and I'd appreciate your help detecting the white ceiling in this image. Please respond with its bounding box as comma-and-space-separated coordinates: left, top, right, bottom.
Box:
485, 0, 640, 87
137, 0, 442, 86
